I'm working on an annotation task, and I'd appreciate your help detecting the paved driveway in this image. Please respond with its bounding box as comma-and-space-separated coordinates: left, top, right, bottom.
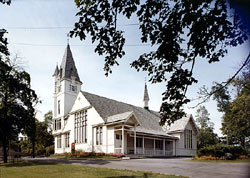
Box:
22, 157, 250, 178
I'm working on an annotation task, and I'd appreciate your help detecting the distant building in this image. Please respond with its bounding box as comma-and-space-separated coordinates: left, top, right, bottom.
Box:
52, 44, 199, 156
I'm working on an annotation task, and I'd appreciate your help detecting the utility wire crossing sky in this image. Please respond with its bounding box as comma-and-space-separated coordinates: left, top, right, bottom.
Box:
0, 0, 249, 136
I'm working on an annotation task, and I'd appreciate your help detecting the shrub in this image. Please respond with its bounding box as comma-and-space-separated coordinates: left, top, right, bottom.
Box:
45, 145, 54, 156
197, 144, 247, 159
111, 153, 125, 158
239, 155, 248, 159
96, 152, 106, 156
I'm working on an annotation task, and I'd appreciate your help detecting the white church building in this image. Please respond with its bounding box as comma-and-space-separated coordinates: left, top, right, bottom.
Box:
52, 44, 199, 156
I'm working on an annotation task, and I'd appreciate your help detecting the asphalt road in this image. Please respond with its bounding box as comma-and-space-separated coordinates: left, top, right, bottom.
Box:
21, 157, 250, 178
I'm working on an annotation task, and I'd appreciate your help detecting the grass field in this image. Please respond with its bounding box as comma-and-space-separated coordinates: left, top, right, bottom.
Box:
0, 161, 189, 178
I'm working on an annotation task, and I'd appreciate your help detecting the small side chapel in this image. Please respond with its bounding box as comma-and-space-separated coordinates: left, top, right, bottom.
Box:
52, 44, 199, 156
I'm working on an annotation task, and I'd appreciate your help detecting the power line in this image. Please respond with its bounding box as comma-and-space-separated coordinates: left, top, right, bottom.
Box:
12, 42, 152, 47
3, 23, 140, 30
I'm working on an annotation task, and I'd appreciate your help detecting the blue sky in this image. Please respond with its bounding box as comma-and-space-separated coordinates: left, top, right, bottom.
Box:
0, 0, 249, 136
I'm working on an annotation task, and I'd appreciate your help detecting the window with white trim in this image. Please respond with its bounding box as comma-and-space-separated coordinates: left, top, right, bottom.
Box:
96, 127, 103, 145
70, 85, 77, 92
53, 119, 61, 130
184, 129, 192, 149
57, 135, 61, 148
74, 110, 87, 143
58, 100, 61, 115
65, 133, 70, 148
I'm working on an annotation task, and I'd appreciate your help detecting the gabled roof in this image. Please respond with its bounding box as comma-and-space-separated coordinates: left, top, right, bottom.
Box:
59, 44, 81, 83
106, 111, 135, 123
81, 91, 175, 137
164, 114, 199, 134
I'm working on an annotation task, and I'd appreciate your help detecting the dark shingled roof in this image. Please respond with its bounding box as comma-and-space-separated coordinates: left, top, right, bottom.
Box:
82, 91, 175, 137
60, 44, 81, 83
52, 65, 59, 77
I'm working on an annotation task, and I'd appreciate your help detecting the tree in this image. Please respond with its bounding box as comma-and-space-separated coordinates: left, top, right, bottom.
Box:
20, 115, 54, 157
71, 0, 249, 125
213, 61, 250, 148
1, 0, 40, 162
44, 110, 53, 131
0, 58, 39, 163
195, 106, 218, 149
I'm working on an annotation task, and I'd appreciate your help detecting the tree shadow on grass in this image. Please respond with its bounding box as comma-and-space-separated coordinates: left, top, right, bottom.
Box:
0, 161, 58, 167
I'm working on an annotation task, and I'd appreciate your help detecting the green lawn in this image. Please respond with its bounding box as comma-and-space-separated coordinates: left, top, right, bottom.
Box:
0, 161, 189, 178
49, 154, 119, 160
188, 158, 250, 163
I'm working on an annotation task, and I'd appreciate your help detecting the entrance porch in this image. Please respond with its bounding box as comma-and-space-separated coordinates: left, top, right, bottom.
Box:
114, 125, 176, 157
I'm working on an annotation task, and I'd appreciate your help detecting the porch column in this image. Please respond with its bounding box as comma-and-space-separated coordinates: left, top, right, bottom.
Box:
122, 125, 124, 154
163, 139, 165, 156
142, 136, 144, 154
62, 134, 65, 153
134, 126, 136, 155
106, 126, 108, 153
153, 138, 155, 155
92, 127, 94, 152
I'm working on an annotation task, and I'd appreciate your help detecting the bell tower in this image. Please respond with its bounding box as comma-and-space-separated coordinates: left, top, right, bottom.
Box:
52, 44, 82, 118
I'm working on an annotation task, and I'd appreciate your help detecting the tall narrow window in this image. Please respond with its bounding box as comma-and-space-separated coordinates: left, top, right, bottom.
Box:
100, 127, 103, 145
96, 127, 99, 145
53, 119, 61, 130
74, 110, 87, 143
58, 100, 60, 115
184, 129, 192, 149
65, 133, 70, 148
96, 127, 103, 145
57, 135, 61, 148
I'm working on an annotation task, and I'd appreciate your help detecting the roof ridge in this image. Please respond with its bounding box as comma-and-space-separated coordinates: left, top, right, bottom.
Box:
81, 90, 159, 113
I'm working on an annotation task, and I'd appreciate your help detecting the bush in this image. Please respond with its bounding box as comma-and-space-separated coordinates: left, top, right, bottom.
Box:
45, 145, 54, 156
197, 144, 247, 159
111, 153, 125, 158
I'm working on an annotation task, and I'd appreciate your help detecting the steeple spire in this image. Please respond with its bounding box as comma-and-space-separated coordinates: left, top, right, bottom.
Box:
60, 44, 82, 83
52, 64, 59, 77
143, 82, 149, 110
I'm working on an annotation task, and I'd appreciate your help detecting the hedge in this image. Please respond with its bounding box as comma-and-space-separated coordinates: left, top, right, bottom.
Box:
197, 144, 247, 158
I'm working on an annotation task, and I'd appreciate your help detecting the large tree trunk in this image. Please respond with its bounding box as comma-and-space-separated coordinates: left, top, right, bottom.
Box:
32, 139, 35, 158
2, 137, 8, 163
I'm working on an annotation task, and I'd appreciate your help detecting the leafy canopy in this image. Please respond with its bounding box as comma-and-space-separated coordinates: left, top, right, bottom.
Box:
195, 106, 218, 149
213, 61, 250, 148
71, 0, 248, 125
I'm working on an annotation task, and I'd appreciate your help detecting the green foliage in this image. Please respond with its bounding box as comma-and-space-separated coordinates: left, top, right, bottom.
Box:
44, 110, 53, 130
71, 0, 248, 125
195, 106, 218, 149
213, 61, 250, 148
0, 0, 11, 5
0, 58, 39, 163
45, 145, 54, 156
195, 106, 214, 129
197, 144, 247, 159
20, 118, 54, 157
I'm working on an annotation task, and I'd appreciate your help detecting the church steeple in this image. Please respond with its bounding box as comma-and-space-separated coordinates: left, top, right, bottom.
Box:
143, 82, 149, 110
52, 44, 82, 118
60, 44, 82, 83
